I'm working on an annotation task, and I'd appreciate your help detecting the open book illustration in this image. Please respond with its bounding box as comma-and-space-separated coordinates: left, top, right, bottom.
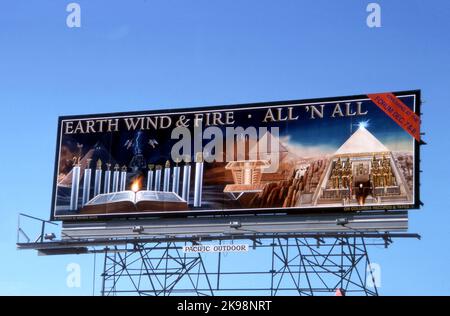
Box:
81, 190, 188, 214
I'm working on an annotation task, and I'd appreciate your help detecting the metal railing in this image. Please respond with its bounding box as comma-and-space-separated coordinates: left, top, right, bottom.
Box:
17, 213, 59, 244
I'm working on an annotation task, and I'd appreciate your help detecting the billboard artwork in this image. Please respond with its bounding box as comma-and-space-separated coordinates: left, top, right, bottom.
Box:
51, 90, 420, 220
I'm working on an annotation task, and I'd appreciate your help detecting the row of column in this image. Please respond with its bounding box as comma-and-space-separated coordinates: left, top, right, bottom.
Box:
145, 153, 204, 207
69, 154, 204, 211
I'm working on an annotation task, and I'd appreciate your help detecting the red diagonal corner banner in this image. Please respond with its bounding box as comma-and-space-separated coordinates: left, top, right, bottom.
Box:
368, 93, 421, 141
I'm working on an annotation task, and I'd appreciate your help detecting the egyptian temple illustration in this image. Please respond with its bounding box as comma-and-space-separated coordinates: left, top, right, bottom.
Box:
221, 125, 413, 210
314, 126, 413, 206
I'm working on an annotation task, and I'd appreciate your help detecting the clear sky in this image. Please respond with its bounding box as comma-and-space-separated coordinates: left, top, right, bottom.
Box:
0, 0, 449, 295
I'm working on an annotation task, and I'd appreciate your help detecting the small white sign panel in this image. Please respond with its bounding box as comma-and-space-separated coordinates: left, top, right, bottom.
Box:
182, 244, 249, 253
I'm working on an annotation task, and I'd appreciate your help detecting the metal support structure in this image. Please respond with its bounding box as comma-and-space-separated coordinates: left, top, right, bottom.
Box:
16, 213, 420, 296
99, 236, 386, 296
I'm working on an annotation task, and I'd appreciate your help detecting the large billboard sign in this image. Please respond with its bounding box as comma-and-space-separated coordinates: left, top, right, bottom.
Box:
51, 90, 420, 221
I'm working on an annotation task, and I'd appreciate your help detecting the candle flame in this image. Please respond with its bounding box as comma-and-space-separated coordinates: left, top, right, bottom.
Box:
131, 177, 143, 193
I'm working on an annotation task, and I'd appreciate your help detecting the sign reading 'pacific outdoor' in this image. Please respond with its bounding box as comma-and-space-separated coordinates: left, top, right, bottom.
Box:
51, 90, 421, 220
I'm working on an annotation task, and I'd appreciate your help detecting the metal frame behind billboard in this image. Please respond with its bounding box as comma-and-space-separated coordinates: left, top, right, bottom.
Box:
50, 90, 421, 221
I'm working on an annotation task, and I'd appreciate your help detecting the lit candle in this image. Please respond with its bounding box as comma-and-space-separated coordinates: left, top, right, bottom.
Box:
103, 163, 112, 194
181, 156, 191, 203
163, 160, 171, 192
172, 158, 181, 195
82, 159, 92, 207
194, 152, 204, 207
93, 159, 103, 197
70, 157, 81, 211
146, 164, 154, 191
120, 165, 127, 191
154, 165, 162, 191
112, 164, 120, 192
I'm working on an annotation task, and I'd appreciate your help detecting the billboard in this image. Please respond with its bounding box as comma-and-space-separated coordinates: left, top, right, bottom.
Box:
51, 90, 420, 221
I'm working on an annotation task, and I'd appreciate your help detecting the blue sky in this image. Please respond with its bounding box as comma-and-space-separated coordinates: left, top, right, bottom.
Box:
0, 0, 449, 295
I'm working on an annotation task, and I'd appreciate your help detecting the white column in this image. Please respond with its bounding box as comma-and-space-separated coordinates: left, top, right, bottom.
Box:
146, 164, 154, 191
154, 165, 162, 191
112, 164, 120, 192
172, 160, 181, 195
193, 152, 204, 207
82, 159, 92, 206
93, 159, 103, 197
70, 158, 81, 211
104, 163, 111, 194
181, 157, 191, 203
120, 166, 127, 191
163, 161, 171, 192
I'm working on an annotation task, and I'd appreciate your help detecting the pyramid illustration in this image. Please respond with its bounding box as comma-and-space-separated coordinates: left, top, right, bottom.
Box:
334, 126, 389, 156
248, 131, 289, 161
